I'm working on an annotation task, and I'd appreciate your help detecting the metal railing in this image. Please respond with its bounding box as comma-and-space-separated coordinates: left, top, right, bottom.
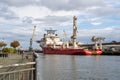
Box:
0, 52, 39, 80
0, 62, 36, 80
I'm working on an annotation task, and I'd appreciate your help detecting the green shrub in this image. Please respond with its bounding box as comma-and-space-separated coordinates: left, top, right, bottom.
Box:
9, 48, 15, 53
2, 47, 18, 54
2, 48, 9, 53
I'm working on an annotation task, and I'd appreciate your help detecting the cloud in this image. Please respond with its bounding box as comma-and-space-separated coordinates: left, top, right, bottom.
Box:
0, 0, 120, 49
0, 0, 38, 7
34, 16, 71, 26
0, 0, 106, 11
77, 27, 120, 43
40, 0, 105, 11
10, 5, 79, 26
10, 6, 51, 19
91, 22, 102, 25
85, 5, 120, 17
0, 4, 18, 20
22, 17, 33, 24
10, 5, 80, 20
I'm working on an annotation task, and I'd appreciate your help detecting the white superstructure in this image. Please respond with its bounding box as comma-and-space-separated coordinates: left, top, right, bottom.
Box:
39, 30, 63, 48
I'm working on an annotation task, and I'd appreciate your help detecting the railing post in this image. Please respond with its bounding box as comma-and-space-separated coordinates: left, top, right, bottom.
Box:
33, 52, 39, 80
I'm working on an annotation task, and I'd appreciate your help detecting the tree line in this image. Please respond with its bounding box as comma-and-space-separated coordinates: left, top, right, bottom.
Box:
0, 40, 20, 53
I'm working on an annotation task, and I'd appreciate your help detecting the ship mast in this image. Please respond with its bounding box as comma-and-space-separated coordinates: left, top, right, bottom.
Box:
71, 16, 78, 49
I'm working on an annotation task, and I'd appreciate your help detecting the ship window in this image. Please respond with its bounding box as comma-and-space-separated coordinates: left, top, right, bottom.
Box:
44, 34, 46, 37
41, 38, 45, 41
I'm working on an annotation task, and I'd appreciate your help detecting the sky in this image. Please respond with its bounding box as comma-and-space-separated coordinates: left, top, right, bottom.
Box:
0, 0, 120, 49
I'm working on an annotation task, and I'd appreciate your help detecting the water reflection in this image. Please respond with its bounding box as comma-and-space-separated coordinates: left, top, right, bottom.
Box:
38, 55, 120, 80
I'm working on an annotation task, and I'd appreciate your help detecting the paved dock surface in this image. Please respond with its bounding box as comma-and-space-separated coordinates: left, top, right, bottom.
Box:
0, 53, 34, 65
0, 53, 34, 72
0, 53, 35, 80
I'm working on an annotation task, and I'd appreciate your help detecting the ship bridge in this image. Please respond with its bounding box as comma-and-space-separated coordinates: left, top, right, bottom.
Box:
45, 30, 57, 34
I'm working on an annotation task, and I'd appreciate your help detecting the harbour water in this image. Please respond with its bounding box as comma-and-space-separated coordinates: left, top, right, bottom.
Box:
37, 54, 120, 80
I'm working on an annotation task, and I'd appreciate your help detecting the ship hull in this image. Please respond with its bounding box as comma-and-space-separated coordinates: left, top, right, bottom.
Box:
42, 48, 102, 55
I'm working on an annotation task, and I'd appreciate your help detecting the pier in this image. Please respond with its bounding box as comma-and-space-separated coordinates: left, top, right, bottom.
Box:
0, 52, 39, 80
80, 42, 120, 55
0, 50, 120, 80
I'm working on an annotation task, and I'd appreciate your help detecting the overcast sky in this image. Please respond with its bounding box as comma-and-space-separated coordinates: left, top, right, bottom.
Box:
0, 0, 120, 49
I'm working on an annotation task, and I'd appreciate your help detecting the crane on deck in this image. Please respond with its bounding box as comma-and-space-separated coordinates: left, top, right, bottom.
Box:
63, 30, 68, 42
29, 26, 36, 51
63, 30, 69, 48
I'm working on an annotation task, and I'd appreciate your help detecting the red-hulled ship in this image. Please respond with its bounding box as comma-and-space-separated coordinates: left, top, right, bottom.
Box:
37, 16, 102, 55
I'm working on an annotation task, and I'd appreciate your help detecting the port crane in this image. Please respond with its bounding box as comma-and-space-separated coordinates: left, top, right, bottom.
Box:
29, 26, 36, 51
91, 36, 105, 50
